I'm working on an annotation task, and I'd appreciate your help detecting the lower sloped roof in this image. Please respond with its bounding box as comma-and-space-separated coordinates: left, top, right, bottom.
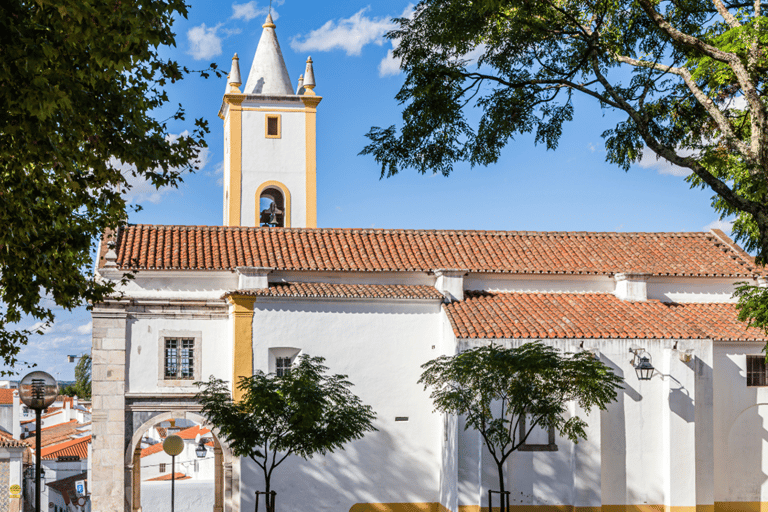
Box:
444, 292, 767, 341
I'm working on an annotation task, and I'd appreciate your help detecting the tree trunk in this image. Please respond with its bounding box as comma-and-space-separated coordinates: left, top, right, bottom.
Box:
497, 461, 506, 512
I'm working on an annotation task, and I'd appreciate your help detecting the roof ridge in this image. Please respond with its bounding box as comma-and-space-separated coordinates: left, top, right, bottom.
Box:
122, 224, 710, 237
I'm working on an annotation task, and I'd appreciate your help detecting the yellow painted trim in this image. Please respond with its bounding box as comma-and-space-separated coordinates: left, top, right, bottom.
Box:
300, 95, 321, 228
714, 503, 768, 512
241, 107, 311, 113
255, 180, 291, 228
457, 506, 708, 512
265, 114, 281, 139
226, 101, 243, 226
227, 295, 255, 401
350, 503, 451, 512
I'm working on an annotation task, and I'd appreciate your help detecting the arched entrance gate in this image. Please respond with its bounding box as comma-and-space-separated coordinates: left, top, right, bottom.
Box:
125, 411, 238, 512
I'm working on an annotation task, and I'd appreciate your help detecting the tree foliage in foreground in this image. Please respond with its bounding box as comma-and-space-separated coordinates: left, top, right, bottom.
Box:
60, 354, 91, 399
196, 355, 377, 512
361, 0, 768, 335
0, 0, 218, 371
419, 342, 622, 503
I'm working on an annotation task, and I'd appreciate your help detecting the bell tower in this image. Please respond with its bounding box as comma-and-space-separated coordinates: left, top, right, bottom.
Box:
219, 14, 321, 228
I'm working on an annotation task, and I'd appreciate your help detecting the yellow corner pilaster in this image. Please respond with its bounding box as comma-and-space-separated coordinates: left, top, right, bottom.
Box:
301, 95, 322, 228
227, 294, 255, 401
225, 94, 244, 226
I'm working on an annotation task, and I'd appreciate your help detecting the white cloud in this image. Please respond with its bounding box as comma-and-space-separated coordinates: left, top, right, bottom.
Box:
378, 49, 401, 77
704, 219, 735, 233
290, 8, 394, 56
187, 23, 223, 60
76, 322, 92, 336
231, 1, 279, 21
636, 147, 692, 177
113, 131, 210, 205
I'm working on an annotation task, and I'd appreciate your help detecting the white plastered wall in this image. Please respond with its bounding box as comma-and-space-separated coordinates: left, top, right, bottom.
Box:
126, 314, 229, 394
713, 341, 768, 505
244, 297, 444, 512
240, 101, 307, 228
454, 338, 713, 511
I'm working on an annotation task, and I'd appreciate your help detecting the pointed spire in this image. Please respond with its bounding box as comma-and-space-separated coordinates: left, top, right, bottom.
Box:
243, 14, 294, 95
296, 74, 305, 95
227, 53, 242, 93
302, 57, 316, 95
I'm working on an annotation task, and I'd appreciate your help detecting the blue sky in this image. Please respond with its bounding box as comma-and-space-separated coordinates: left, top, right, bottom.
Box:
3, 0, 733, 380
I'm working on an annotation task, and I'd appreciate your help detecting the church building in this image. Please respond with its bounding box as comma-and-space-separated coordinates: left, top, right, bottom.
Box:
91, 14, 768, 512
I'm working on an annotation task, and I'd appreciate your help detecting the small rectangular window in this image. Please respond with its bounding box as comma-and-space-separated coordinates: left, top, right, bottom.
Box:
165, 338, 194, 380
747, 355, 768, 386
265, 115, 281, 138
276, 357, 292, 377
159, 463, 167, 473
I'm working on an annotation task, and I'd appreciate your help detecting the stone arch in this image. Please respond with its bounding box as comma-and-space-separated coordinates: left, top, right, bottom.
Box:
725, 403, 768, 502
125, 410, 238, 512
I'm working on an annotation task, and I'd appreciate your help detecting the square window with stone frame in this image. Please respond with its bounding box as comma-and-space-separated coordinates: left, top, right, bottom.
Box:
276, 356, 293, 377
747, 355, 768, 386
164, 338, 195, 380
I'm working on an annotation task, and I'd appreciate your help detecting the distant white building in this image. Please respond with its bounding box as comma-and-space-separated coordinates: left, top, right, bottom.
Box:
90, 12, 768, 512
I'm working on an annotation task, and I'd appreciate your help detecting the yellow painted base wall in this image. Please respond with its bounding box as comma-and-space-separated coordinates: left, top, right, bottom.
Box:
348, 504, 760, 512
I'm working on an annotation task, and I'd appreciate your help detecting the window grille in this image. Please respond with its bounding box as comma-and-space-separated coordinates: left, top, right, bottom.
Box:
159, 463, 167, 473
276, 357, 292, 377
165, 338, 194, 380
747, 355, 768, 386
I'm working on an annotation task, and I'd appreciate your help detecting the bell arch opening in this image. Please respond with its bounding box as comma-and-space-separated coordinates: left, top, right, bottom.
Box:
126, 411, 236, 512
255, 181, 291, 228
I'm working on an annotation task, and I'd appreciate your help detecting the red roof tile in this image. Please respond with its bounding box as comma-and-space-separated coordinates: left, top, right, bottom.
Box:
444, 292, 768, 340
107, 226, 759, 277
46, 472, 87, 506
227, 282, 444, 300
0, 389, 15, 405
141, 426, 211, 458
146, 473, 190, 482
40, 435, 90, 460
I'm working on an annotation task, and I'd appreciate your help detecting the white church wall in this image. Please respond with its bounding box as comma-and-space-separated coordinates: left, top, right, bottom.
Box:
646, 276, 748, 303
240, 107, 307, 227
110, 271, 238, 301
713, 341, 768, 505
456, 338, 711, 511
463, 274, 615, 294
126, 314, 229, 394
440, 314, 459, 512
246, 298, 444, 512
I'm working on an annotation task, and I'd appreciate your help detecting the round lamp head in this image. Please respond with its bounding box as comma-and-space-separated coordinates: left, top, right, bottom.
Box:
163, 434, 184, 456
18, 371, 58, 410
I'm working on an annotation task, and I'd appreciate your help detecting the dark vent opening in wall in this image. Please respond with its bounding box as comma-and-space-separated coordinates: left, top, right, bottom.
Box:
267, 116, 279, 137
395, 417, 409, 422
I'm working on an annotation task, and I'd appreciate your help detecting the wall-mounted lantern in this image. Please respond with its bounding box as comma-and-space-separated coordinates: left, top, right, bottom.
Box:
629, 348, 654, 381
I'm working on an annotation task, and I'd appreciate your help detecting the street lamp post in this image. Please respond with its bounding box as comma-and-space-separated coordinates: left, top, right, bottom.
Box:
163, 434, 184, 512
18, 371, 58, 512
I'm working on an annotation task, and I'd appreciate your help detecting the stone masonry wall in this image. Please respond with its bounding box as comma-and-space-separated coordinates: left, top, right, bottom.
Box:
91, 301, 128, 511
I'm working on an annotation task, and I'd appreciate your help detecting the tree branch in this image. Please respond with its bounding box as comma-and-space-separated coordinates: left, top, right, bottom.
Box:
712, 0, 742, 27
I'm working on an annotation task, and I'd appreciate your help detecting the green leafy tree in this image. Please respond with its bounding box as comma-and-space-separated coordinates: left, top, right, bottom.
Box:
419, 342, 622, 508
195, 355, 377, 512
361, 0, 768, 332
0, 0, 219, 371
74, 354, 91, 400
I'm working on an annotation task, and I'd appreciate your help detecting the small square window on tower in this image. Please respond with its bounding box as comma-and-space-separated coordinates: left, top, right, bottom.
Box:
265, 114, 281, 138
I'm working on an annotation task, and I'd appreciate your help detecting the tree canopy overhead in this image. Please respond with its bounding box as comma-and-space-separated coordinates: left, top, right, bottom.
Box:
362, 0, 768, 258
0, 0, 218, 370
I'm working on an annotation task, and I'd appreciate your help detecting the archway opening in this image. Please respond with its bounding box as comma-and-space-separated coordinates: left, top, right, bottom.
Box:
259, 188, 285, 227
129, 416, 227, 512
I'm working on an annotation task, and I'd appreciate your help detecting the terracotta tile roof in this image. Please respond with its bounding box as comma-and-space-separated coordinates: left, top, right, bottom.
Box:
146, 472, 190, 482
107, 225, 759, 277
227, 283, 444, 300
444, 292, 768, 340
46, 472, 87, 506
0, 389, 15, 405
40, 435, 90, 460
0, 435, 28, 448
25, 420, 86, 448
141, 426, 210, 458
141, 442, 164, 458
